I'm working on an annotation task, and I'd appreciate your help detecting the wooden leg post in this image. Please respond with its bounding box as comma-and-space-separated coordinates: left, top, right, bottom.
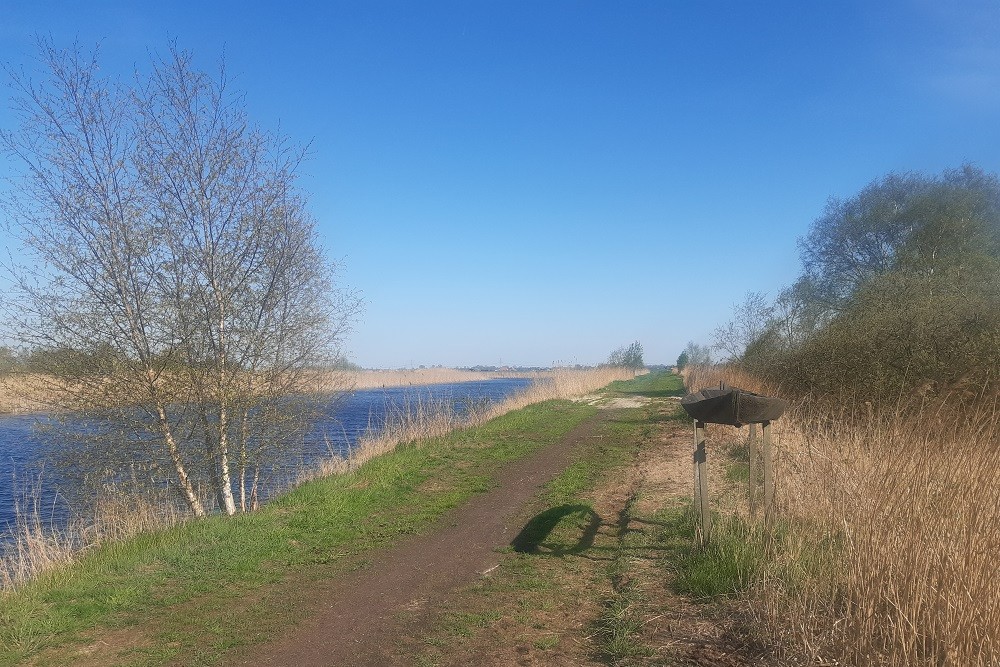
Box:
747, 422, 758, 519
763, 420, 774, 534
693, 420, 711, 546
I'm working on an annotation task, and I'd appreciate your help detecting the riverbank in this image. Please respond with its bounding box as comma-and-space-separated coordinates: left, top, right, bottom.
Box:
1, 368, 633, 585
1, 371, 777, 666
0, 395, 600, 665
352, 367, 532, 388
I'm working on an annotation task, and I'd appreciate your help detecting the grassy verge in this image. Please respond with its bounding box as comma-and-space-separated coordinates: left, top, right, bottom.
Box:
0, 400, 598, 666
604, 371, 687, 398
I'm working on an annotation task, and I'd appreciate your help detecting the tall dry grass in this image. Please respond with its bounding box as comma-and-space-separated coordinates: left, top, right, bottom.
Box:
0, 367, 575, 413
682, 364, 1000, 666
0, 374, 56, 414
1, 489, 184, 589
350, 367, 529, 389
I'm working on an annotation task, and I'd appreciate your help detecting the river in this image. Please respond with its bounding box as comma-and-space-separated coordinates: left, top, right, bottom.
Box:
0, 377, 532, 541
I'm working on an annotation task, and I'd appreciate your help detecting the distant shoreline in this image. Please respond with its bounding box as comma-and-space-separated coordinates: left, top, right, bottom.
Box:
0, 368, 572, 415
350, 368, 539, 389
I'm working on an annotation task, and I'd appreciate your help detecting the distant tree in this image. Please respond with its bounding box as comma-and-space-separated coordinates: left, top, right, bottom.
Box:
1, 40, 360, 516
796, 165, 1000, 313
743, 165, 1000, 398
682, 341, 712, 367
0, 347, 20, 375
675, 350, 689, 370
712, 291, 773, 362
606, 341, 643, 371
798, 172, 928, 312
330, 357, 363, 372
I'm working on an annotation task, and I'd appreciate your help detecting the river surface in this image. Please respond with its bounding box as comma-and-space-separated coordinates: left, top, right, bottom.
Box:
0, 378, 532, 541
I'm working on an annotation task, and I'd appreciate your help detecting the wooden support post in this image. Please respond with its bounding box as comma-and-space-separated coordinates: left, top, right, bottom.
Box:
693, 420, 710, 546
763, 420, 774, 533
747, 422, 758, 519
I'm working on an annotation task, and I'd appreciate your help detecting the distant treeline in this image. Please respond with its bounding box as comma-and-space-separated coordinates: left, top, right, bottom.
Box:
717, 164, 1000, 403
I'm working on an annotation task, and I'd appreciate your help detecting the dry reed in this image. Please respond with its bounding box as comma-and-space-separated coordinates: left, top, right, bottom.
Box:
1, 489, 183, 589
349, 368, 529, 389
0, 375, 55, 414
682, 364, 1000, 666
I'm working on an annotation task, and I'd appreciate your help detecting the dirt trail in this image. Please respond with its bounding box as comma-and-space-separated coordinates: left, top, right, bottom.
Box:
234, 413, 608, 667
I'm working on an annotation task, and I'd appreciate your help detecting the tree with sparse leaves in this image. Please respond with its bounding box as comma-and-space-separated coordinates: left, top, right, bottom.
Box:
1, 40, 360, 516
681, 341, 712, 367
606, 341, 644, 371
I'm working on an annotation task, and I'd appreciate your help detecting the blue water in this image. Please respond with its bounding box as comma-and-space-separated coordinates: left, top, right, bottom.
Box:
0, 378, 532, 540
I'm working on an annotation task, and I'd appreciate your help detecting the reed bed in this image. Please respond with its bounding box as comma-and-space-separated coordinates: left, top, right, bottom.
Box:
0, 375, 55, 414
0, 367, 585, 413
349, 367, 527, 389
1, 490, 184, 589
682, 364, 1000, 666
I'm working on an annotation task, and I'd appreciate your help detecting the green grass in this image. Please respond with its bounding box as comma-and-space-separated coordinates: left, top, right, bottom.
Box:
725, 445, 751, 484
525, 383, 663, 665
408, 373, 782, 665
4, 372, 789, 666
441, 610, 502, 637
605, 369, 686, 398
594, 498, 656, 666
639, 506, 767, 600
0, 400, 597, 667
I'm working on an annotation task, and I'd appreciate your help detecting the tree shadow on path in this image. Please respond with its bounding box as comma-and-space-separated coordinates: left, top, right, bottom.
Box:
510, 504, 602, 555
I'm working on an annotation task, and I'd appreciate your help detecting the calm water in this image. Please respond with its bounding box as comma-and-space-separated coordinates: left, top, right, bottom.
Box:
0, 378, 532, 540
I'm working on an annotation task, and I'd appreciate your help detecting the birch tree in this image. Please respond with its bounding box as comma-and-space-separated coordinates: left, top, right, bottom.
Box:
1, 40, 359, 516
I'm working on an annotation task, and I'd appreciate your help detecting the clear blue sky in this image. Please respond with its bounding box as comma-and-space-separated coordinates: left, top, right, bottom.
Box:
2, 1, 999, 368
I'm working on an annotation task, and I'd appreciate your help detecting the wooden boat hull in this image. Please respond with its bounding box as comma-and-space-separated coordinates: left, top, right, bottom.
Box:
680, 387, 786, 426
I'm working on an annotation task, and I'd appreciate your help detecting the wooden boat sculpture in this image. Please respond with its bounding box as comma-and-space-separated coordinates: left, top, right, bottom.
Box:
680, 386, 786, 426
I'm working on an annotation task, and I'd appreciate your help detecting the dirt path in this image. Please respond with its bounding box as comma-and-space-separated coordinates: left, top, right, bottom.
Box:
233, 412, 609, 666
396, 398, 769, 667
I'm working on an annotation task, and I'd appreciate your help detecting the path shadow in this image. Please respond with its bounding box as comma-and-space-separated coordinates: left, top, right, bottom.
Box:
511, 504, 602, 555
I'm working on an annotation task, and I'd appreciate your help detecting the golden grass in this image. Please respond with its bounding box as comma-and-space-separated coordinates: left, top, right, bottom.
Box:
1, 490, 184, 589
0, 375, 55, 414
0, 369, 542, 413
349, 368, 529, 389
682, 364, 1000, 666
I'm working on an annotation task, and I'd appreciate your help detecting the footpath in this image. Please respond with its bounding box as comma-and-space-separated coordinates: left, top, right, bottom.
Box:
229, 374, 763, 666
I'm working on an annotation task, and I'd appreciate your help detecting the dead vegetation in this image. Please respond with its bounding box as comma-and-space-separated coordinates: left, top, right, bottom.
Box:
684, 364, 1000, 666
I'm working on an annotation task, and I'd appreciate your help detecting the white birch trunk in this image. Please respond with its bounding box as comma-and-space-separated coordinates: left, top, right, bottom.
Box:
156, 404, 206, 517
217, 406, 237, 515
